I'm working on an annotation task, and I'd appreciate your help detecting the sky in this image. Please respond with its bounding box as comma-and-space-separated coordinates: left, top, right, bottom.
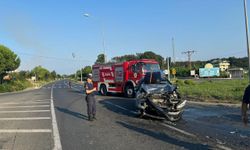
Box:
0, 0, 249, 74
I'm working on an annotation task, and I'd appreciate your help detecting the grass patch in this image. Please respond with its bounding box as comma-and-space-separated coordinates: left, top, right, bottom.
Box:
178, 79, 248, 103
0, 79, 56, 93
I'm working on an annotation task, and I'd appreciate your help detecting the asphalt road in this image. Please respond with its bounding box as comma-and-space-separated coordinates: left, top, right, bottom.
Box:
0, 85, 53, 150
0, 80, 249, 150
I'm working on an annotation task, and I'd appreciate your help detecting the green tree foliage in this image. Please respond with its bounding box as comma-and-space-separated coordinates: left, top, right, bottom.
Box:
137, 51, 165, 69
31, 66, 51, 81
0, 45, 20, 83
82, 66, 92, 77
50, 70, 57, 80
18, 70, 31, 80
173, 57, 249, 77
173, 61, 206, 70
175, 67, 190, 77
110, 51, 166, 69
95, 54, 105, 64
227, 57, 248, 69
111, 54, 138, 62
76, 66, 92, 80
56, 74, 62, 79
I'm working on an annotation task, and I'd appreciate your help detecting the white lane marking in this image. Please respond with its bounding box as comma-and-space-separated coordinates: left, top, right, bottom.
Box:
0, 117, 51, 120
0, 110, 50, 113
160, 123, 196, 137
104, 101, 138, 115
70, 85, 79, 91
0, 105, 50, 108
63, 82, 82, 92
0, 129, 52, 133
1, 102, 50, 105
216, 144, 232, 150
51, 84, 62, 150
34, 99, 51, 102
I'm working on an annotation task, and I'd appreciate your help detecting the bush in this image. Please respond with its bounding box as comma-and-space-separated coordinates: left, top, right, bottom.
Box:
175, 67, 190, 77
176, 80, 185, 86
0, 79, 32, 93
184, 80, 195, 85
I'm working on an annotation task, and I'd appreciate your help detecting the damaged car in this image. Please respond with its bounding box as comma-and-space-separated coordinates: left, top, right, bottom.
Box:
135, 71, 186, 121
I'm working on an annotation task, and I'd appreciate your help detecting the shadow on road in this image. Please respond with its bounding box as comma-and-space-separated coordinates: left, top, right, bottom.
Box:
99, 98, 169, 121
69, 89, 84, 94
222, 114, 241, 122
116, 121, 212, 150
56, 106, 88, 120
99, 98, 137, 118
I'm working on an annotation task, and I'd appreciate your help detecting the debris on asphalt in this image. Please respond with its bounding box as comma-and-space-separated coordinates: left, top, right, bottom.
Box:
240, 134, 247, 138
216, 139, 226, 145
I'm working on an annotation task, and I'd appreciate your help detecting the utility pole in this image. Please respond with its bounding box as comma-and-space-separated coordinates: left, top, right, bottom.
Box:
243, 0, 250, 82
182, 50, 196, 70
172, 37, 175, 64
167, 57, 171, 81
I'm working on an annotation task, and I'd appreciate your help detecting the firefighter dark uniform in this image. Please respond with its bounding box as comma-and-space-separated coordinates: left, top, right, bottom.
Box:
85, 80, 96, 121
242, 84, 250, 125
243, 85, 250, 104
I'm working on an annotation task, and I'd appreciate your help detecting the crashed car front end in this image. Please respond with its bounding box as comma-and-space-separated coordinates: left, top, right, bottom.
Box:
136, 82, 186, 121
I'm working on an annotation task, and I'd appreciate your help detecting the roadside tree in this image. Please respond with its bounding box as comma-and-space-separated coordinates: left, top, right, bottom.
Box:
0, 45, 20, 83
31, 66, 51, 81
95, 54, 105, 64
50, 70, 57, 80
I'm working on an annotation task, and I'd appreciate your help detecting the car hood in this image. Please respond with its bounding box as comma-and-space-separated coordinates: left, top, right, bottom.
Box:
141, 83, 176, 94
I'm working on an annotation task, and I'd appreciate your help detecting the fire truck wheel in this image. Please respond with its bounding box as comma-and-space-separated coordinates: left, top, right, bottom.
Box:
100, 85, 107, 96
125, 84, 135, 98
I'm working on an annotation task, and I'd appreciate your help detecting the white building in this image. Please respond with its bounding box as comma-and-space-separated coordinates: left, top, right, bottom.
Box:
219, 61, 230, 71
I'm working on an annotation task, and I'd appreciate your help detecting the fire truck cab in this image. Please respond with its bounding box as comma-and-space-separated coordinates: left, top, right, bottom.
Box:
92, 59, 160, 98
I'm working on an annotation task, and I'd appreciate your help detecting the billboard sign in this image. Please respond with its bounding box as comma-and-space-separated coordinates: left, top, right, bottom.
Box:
199, 68, 220, 77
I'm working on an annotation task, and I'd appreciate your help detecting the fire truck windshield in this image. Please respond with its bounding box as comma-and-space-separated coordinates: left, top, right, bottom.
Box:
142, 63, 160, 72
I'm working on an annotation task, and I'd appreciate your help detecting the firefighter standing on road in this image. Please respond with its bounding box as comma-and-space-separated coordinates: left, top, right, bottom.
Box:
85, 74, 97, 121
242, 84, 250, 126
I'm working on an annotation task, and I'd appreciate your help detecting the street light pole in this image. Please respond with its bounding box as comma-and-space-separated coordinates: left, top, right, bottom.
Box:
100, 22, 107, 63
244, 0, 250, 82
167, 57, 170, 81
84, 13, 107, 63
72, 53, 76, 80
72, 52, 83, 82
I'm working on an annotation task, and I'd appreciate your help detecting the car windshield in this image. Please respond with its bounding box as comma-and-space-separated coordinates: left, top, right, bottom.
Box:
142, 63, 160, 72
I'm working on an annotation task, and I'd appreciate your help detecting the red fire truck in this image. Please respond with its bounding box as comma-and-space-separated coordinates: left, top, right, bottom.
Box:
92, 59, 160, 97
